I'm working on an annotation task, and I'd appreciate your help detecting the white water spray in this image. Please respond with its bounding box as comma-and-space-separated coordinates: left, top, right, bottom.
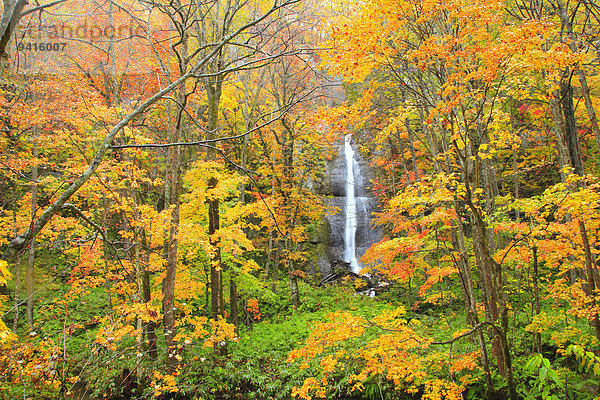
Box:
344, 134, 360, 274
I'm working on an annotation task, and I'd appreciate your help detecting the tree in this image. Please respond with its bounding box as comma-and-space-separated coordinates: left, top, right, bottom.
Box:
292, 0, 598, 398
0, 0, 303, 392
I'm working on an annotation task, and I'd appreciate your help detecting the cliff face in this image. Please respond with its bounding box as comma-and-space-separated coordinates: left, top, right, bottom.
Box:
311, 136, 382, 276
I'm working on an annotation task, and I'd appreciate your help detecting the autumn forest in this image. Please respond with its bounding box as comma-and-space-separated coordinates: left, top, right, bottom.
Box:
2, 0, 600, 399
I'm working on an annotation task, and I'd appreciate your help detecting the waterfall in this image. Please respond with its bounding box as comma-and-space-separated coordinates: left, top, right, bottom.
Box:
319, 131, 381, 278
344, 134, 360, 274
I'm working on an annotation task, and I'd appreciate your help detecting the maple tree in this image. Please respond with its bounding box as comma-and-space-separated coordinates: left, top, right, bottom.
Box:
1, 0, 335, 396
3, 0, 600, 398
288, 0, 600, 399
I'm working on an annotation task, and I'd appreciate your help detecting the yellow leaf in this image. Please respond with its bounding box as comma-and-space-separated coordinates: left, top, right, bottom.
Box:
0, 260, 11, 286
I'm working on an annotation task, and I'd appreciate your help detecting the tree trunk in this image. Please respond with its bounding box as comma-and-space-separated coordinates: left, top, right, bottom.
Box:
289, 270, 300, 309
11, 261, 20, 333
132, 186, 143, 385
579, 219, 600, 341
549, 89, 571, 180
204, 70, 227, 354
272, 242, 280, 292
471, 214, 503, 369
532, 245, 541, 353
406, 118, 419, 180
230, 276, 238, 332
163, 140, 180, 371
461, 142, 516, 399
11, 188, 19, 332
208, 175, 225, 355
26, 138, 38, 328
451, 214, 496, 400
162, 12, 191, 369
102, 195, 114, 322
556, 0, 600, 153
142, 267, 157, 360
162, 70, 187, 370
208, 177, 224, 320
0, 0, 28, 59
576, 67, 600, 153
471, 217, 517, 400
265, 227, 273, 280
265, 184, 275, 280
561, 80, 584, 175
513, 145, 519, 220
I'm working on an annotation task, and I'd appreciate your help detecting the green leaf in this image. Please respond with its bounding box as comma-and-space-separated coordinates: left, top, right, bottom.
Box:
547, 369, 562, 386
542, 357, 551, 369
539, 367, 548, 384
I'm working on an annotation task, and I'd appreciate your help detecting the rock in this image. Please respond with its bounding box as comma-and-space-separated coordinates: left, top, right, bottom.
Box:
308, 135, 382, 278
318, 259, 376, 288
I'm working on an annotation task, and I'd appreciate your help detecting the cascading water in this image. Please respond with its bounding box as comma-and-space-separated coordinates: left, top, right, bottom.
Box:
318, 131, 381, 278
344, 134, 360, 274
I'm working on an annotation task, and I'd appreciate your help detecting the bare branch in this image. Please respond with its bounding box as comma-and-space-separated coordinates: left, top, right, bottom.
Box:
110, 85, 319, 150
432, 321, 502, 345
20, 0, 68, 16
2, 0, 295, 261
